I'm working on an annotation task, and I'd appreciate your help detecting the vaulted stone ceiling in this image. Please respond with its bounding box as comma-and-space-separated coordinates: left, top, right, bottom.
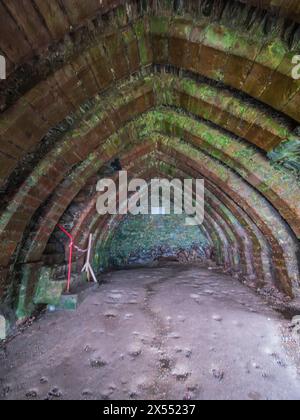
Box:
0, 0, 300, 320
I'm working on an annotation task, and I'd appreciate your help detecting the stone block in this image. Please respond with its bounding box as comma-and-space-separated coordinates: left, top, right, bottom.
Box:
34, 267, 65, 306
49, 294, 79, 312
16, 262, 43, 319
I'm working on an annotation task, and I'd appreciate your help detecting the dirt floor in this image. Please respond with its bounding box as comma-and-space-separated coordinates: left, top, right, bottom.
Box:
1, 265, 300, 400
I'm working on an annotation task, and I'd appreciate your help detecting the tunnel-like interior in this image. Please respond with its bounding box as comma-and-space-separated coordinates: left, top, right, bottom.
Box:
1, 0, 300, 401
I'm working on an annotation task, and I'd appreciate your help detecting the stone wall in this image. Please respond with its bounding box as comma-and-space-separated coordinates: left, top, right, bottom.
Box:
0, 0, 299, 324
95, 213, 211, 271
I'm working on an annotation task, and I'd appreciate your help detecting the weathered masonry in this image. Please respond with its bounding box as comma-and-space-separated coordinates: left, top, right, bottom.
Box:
0, 0, 300, 329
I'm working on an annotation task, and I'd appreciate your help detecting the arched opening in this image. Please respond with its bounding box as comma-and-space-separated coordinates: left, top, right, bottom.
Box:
0, 0, 300, 401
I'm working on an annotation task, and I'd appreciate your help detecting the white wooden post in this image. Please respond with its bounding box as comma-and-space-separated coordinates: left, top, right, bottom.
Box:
81, 234, 97, 283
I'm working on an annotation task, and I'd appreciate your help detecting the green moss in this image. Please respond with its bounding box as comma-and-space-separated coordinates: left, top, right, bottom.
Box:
16, 279, 34, 320
170, 18, 193, 39
204, 24, 238, 51
116, 5, 127, 26
256, 39, 287, 69
54, 294, 78, 311
268, 138, 300, 175
134, 20, 152, 66
34, 268, 65, 307
150, 16, 170, 35
122, 27, 135, 45
96, 213, 210, 270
